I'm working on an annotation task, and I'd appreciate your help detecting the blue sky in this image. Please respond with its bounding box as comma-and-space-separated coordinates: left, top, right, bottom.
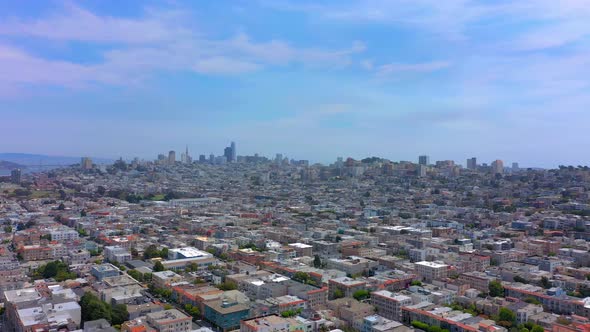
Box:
1, 0, 589, 167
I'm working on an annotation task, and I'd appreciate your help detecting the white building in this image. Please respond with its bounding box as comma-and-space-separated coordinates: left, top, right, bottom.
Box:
414, 261, 449, 282
104, 246, 132, 264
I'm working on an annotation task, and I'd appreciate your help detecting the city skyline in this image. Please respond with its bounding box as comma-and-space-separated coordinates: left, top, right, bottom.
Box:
2, 1, 590, 167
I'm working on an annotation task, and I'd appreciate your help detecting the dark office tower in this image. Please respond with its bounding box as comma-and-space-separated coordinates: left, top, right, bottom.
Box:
466, 157, 477, 170
418, 155, 430, 165
168, 150, 176, 165
209, 154, 215, 163
224, 141, 237, 163
199, 155, 206, 163
224, 146, 232, 162
11, 169, 21, 184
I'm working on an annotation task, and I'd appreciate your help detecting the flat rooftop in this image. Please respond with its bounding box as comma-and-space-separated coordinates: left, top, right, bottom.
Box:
415, 261, 448, 268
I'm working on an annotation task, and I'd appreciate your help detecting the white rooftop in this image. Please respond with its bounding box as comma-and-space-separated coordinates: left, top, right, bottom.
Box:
415, 261, 448, 268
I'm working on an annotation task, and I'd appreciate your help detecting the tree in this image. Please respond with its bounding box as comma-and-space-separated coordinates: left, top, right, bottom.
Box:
127, 269, 144, 282
57, 203, 66, 210
111, 304, 129, 325
333, 289, 344, 299
353, 289, 370, 301
153, 261, 165, 272
411, 321, 430, 330
80, 292, 112, 323
294, 272, 311, 283
513, 276, 527, 284
411, 280, 422, 286
184, 304, 200, 320
313, 255, 322, 268
97, 186, 106, 196
3, 225, 12, 233
540, 276, 551, 289
495, 308, 516, 328
489, 280, 504, 297
217, 281, 237, 291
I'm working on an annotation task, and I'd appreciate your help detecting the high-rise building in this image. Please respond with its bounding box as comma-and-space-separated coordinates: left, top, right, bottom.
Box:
223, 141, 237, 163
168, 151, 176, 165
512, 162, 519, 172
223, 147, 232, 162
418, 155, 430, 165
466, 157, 477, 170
181, 145, 191, 164
199, 154, 206, 163
81, 157, 93, 170
209, 154, 214, 163
491, 159, 504, 174
10, 168, 21, 184
417, 165, 427, 177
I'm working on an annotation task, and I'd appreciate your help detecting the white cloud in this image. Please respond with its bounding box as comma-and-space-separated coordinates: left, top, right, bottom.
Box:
375, 61, 451, 76
0, 3, 366, 92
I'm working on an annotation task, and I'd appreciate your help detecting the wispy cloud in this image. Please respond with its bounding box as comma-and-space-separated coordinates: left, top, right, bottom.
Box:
375, 61, 451, 76
0, 3, 365, 92
265, 0, 590, 48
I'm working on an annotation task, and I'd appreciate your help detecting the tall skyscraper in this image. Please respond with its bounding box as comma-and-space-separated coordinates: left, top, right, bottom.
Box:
466, 157, 477, 170
181, 145, 191, 164
491, 160, 504, 174
199, 155, 206, 163
168, 150, 176, 165
209, 154, 214, 163
81, 157, 93, 170
10, 169, 21, 184
223, 146, 232, 162
223, 141, 237, 163
418, 155, 430, 165
512, 162, 519, 172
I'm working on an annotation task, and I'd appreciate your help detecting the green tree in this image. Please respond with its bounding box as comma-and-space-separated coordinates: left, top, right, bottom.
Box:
127, 269, 144, 282
111, 304, 129, 325
353, 289, 370, 301
184, 304, 200, 320
411, 280, 422, 286
313, 255, 322, 268
333, 289, 344, 299
153, 261, 165, 272
513, 276, 528, 284
217, 281, 237, 291
80, 292, 112, 323
489, 280, 504, 297
411, 321, 430, 331
495, 308, 516, 328
294, 272, 310, 283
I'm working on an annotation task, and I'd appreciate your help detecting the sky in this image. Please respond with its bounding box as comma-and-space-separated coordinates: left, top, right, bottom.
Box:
1, 0, 590, 167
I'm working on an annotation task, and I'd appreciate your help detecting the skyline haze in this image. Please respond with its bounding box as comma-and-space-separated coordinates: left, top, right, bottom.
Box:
1, 1, 590, 167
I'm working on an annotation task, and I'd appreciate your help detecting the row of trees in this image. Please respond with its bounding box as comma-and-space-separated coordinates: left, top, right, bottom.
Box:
143, 245, 169, 259
31, 261, 77, 281
80, 292, 128, 326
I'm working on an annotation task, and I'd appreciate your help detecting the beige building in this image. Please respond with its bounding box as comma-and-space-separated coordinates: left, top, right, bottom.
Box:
371, 290, 412, 322
414, 261, 448, 282
146, 309, 191, 332
152, 270, 183, 289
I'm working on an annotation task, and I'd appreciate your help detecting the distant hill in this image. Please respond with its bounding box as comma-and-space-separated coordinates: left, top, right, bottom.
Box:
0, 160, 25, 170
0, 153, 113, 166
